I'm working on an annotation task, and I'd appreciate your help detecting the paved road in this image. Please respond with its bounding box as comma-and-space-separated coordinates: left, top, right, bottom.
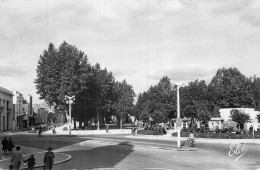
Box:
2, 133, 260, 170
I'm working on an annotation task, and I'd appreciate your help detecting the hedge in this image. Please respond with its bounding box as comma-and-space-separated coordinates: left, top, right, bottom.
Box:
137, 129, 164, 135
172, 131, 260, 139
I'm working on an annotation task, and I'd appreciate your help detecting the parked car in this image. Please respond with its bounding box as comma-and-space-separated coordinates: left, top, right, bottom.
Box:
28, 125, 39, 133
28, 123, 48, 133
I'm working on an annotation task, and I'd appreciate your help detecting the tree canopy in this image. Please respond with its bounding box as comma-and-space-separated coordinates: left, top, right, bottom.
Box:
133, 67, 260, 126
36, 42, 260, 128
35, 42, 135, 128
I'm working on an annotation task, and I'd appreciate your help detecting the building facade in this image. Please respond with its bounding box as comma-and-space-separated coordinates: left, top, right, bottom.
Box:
219, 108, 260, 132
33, 104, 48, 124
0, 86, 14, 131
12, 91, 33, 129
12, 91, 24, 129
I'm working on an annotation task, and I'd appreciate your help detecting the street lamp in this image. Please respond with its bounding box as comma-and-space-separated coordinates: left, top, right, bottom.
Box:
172, 82, 184, 148
65, 95, 75, 136
176, 84, 181, 148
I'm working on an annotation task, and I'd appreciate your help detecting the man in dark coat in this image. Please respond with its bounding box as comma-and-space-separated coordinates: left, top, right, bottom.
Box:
1, 136, 8, 155
44, 147, 55, 170
7, 137, 14, 155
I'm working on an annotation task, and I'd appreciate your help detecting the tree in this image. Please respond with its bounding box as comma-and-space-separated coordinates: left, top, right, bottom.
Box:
230, 109, 251, 131
180, 79, 209, 128
35, 42, 91, 123
89, 64, 116, 129
113, 80, 135, 129
147, 76, 176, 123
132, 92, 151, 122
209, 67, 254, 108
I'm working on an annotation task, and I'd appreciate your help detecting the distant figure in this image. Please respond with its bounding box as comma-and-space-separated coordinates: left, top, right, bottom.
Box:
24, 154, 35, 170
8, 137, 14, 155
38, 126, 42, 137
249, 125, 253, 134
1, 136, 8, 155
44, 147, 55, 170
162, 126, 167, 134
52, 127, 56, 134
11, 146, 25, 170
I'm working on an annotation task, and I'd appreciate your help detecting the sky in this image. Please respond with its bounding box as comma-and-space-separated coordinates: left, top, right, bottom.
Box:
0, 0, 260, 104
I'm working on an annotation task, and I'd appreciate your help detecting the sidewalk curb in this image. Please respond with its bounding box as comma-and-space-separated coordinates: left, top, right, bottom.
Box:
126, 134, 260, 144
20, 153, 72, 170
172, 147, 199, 151
0, 145, 72, 170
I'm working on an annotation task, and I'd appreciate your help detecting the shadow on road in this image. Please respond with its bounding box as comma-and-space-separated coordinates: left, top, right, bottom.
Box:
57, 142, 134, 169
9, 134, 92, 151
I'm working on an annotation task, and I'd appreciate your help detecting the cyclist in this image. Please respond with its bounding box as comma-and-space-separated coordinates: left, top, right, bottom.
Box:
187, 130, 195, 147
132, 126, 136, 136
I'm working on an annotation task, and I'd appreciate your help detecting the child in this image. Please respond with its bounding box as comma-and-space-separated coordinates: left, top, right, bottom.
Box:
24, 154, 35, 170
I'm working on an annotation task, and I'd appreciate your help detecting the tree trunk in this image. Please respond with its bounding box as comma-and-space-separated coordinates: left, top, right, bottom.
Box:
83, 121, 87, 129
97, 108, 100, 130
100, 110, 103, 128
79, 121, 82, 129
74, 119, 76, 129
120, 116, 122, 129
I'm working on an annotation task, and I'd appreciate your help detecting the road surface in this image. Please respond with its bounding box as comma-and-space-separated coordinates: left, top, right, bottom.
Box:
4, 133, 260, 170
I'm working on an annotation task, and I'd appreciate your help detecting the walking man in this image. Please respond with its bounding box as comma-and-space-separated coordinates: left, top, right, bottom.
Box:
8, 137, 14, 155
1, 136, 8, 155
38, 126, 43, 137
44, 147, 55, 170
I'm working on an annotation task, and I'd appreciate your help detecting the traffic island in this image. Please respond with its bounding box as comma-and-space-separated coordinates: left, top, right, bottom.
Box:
172, 146, 199, 151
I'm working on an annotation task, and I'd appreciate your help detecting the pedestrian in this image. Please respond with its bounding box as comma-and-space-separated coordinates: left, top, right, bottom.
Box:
8, 137, 14, 155
11, 145, 25, 170
44, 147, 55, 170
24, 154, 35, 170
38, 126, 42, 137
1, 136, 8, 155
52, 126, 56, 134
249, 125, 253, 134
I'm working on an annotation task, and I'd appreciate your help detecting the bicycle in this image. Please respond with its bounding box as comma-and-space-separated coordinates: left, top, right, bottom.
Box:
187, 138, 196, 147
181, 138, 196, 147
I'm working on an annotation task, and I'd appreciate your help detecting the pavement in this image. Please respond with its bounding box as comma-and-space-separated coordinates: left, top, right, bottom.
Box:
0, 145, 71, 170
1, 125, 260, 169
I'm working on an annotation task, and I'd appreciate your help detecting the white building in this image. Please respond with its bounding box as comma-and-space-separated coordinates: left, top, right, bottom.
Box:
12, 91, 24, 129
12, 91, 33, 129
0, 86, 14, 131
219, 108, 260, 131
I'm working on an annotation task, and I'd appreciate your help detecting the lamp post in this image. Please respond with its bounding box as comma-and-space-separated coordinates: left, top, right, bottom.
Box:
65, 95, 75, 136
176, 84, 181, 148
172, 82, 183, 148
